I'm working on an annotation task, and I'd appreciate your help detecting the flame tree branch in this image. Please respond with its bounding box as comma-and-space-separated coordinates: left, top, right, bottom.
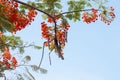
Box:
14, 0, 64, 62
13, 0, 101, 64
56, 9, 102, 17
14, 0, 58, 67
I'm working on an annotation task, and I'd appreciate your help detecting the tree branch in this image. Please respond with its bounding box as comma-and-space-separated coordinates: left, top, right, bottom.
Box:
14, 0, 63, 60
0, 43, 34, 49
14, 0, 96, 60
16, 64, 35, 67
14, 0, 54, 20
14, 0, 57, 30
13, 0, 57, 37
56, 9, 102, 16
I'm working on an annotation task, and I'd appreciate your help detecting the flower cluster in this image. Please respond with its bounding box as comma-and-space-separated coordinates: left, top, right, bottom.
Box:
99, 6, 115, 25
56, 30, 66, 47
41, 22, 52, 40
13, 10, 37, 33
82, 8, 98, 23
0, 0, 37, 33
56, 24, 70, 47
0, 48, 17, 69
47, 16, 59, 23
41, 16, 70, 59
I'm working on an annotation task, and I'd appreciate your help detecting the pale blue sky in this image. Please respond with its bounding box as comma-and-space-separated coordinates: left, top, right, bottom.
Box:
15, 0, 120, 80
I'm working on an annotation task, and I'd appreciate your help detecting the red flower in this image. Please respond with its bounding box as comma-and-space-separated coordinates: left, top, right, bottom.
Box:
82, 8, 98, 24
0, 47, 18, 69
0, 32, 3, 37
2, 48, 11, 60
12, 57, 17, 68
6, 63, 11, 69
41, 22, 50, 40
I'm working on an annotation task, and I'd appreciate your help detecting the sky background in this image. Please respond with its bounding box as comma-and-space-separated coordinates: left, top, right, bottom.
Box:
10, 0, 120, 80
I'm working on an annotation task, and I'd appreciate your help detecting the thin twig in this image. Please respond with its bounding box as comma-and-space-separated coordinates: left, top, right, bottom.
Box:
38, 42, 45, 67
25, 67, 35, 80
4, 75, 6, 80
16, 64, 35, 67
49, 52, 52, 65
56, 9, 102, 17
0, 43, 35, 49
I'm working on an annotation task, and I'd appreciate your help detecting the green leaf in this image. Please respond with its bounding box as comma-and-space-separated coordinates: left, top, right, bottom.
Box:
31, 65, 47, 74
41, 14, 47, 20
73, 12, 81, 22
34, 45, 42, 49
49, 45, 55, 52
39, 68, 48, 74
19, 47, 24, 53
20, 9, 25, 14
55, 3, 62, 9
1, 35, 6, 41
0, 15, 15, 32
36, 3, 44, 9
65, 13, 73, 20
24, 56, 31, 62
87, 2, 92, 7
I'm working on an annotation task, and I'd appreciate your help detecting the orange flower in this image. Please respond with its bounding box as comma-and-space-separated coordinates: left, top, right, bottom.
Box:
47, 16, 59, 23
0, 32, 3, 36
6, 63, 11, 69
0, 61, 4, 65
12, 57, 17, 67
82, 8, 98, 24
2, 48, 11, 60
0, 0, 37, 33
41, 22, 50, 40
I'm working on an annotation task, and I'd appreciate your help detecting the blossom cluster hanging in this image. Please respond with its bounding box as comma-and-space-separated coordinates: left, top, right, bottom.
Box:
82, 8, 98, 23
99, 6, 115, 25
0, 47, 17, 69
82, 7, 115, 25
0, 0, 37, 33
41, 16, 70, 60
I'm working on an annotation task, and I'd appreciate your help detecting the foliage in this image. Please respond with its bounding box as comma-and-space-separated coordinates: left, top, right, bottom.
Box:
0, 0, 115, 80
